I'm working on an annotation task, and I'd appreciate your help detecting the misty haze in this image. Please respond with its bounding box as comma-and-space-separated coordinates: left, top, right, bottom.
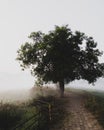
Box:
0, 0, 104, 130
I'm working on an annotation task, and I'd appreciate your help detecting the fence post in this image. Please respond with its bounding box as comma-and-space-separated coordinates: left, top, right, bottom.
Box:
48, 104, 52, 121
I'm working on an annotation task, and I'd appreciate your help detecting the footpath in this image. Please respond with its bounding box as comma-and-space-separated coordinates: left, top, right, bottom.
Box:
51, 91, 103, 130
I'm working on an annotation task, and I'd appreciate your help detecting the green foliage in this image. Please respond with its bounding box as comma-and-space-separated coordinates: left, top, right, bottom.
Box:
35, 77, 43, 87
30, 96, 57, 130
85, 92, 104, 127
0, 91, 69, 130
17, 25, 104, 86
0, 103, 23, 130
30, 95, 68, 130
0, 102, 38, 130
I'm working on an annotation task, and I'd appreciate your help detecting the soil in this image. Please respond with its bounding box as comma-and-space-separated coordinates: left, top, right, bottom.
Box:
50, 91, 103, 130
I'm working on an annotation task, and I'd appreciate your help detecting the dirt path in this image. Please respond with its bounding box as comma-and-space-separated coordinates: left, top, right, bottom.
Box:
51, 91, 104, 130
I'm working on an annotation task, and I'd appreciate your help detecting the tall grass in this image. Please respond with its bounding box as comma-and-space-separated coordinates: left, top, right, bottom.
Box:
0, 87, 68, 130
85, 91, 104, 127
0, 103, 23, 130
29, 94, 68, 130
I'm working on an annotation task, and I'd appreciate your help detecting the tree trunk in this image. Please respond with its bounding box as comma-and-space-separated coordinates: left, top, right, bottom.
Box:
59, 80, 64, 97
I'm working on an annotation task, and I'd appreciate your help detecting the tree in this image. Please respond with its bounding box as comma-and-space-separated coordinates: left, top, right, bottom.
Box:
17, 25, 104, 97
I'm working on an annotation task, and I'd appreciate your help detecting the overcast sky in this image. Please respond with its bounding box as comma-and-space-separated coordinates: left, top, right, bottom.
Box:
0, 0, 104, 91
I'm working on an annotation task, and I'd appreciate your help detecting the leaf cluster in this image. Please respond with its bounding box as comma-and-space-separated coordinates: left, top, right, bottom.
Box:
17, 25, 104, 84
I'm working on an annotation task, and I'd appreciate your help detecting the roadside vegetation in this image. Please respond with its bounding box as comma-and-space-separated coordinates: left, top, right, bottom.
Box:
0, 87, 68, 130
0, 101, 36, 130
85, 91, 104, 128
0, 103, 23, 130
1, 86, 104, 130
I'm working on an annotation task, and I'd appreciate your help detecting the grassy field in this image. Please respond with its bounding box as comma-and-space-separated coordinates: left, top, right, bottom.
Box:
85, 90, 104, 128
0, 87, 68, 130
1, 87, 104, 130
0, 102, 37, 130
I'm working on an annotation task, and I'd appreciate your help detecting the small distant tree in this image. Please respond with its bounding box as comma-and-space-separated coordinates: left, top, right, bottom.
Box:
17, 25, 104, 97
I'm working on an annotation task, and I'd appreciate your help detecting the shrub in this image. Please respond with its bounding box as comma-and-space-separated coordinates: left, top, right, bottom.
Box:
0, 103, 23, 130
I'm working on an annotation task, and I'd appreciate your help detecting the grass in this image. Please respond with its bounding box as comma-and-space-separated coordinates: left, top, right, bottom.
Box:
0, 87, 69, 130
29, 95, 68, 130
85, 91, 104, 128
0, 103, 23, 130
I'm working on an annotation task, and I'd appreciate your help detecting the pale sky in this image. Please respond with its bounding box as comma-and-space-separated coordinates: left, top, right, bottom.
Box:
0, 0, 104, 91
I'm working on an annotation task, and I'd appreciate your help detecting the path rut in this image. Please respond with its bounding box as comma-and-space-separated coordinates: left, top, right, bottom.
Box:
51, 91, 104, 130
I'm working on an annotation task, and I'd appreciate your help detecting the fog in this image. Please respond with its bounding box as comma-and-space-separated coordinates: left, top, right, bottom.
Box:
0, 0, 104, 101
0, 89, 31, 103
0, 77, 104, 103
0, 72, 34, 91
67, 78, 104, 91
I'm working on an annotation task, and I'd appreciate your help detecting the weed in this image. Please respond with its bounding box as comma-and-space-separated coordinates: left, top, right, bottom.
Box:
85, 92, 104, 128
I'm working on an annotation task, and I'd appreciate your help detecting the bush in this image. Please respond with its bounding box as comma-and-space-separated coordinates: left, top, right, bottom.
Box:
29, 95, 68, 130
0, 103, 23, 130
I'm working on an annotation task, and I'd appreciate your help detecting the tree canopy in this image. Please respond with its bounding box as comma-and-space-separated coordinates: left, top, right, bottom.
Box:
17, 25, 104, 96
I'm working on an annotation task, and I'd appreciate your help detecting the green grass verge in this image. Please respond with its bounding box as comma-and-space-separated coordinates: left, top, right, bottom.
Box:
85, 91, 104, 128
0, 103, 23, 130
29, 95, 69, 130
0, 94, 69, 130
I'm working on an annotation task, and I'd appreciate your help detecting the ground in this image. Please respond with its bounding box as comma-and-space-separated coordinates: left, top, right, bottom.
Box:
51, 90, 103, 130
